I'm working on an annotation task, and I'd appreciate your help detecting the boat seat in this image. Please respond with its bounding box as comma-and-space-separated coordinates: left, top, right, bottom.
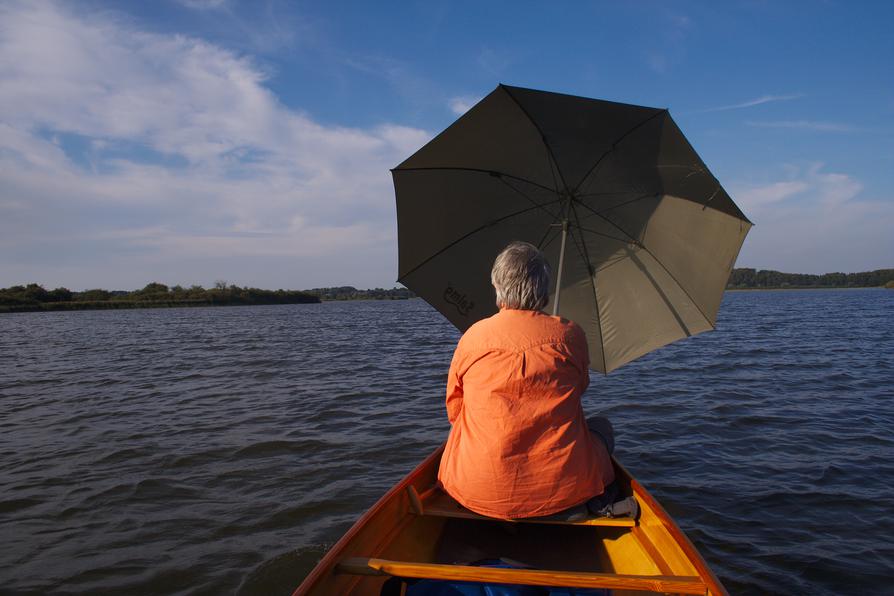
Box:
407, 486, 637, 527
336, 557, 707, 594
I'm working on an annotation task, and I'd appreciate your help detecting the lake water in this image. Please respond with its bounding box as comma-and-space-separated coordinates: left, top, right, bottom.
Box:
1, 289, 892, 595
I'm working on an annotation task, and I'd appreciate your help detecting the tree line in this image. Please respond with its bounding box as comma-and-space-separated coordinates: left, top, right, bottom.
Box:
0, 282, 319, 313
3, 270, 890, 313
727, 268, 894, 289
303, 286, 415, 300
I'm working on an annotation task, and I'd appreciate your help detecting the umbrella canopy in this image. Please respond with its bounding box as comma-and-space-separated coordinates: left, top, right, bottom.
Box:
393, 84, 752, 373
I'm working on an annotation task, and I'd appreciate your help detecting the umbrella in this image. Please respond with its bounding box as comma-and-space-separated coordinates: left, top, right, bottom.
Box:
392, 84, 752, 373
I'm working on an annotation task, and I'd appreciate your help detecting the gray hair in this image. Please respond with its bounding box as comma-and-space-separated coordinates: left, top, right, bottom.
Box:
491, 241, 551, 311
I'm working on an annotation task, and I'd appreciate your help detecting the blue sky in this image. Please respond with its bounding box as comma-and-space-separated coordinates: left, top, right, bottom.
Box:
1, 0, 892, 290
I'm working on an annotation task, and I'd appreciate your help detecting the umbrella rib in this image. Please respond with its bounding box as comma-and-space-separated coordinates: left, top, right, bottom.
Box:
576, 190, 645, 197
538, 226, 564, 285
646, 250, 715, 330
577, 164, 706, 188
397, 198, 566, 283
574, 199, 642, 245
498, 177, 562, 220
578, 167, 736, 216
590, 254, 632, 274
537, 228, 559, 251
573, 200, 715, 330
568, 202, 608, 374
395, 166, 557, 195
574, 225, 640, 246
571, 109, 667, 195
537, 220, 562, 251
545, 140, 564, 196
576, 193, 660, 218
501, 85, 570, 193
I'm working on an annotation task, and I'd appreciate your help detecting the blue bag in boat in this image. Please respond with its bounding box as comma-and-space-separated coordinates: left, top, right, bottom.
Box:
397, 559, 609, 596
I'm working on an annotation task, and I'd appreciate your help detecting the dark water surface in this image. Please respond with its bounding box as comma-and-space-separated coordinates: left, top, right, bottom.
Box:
1, 290, 892, 595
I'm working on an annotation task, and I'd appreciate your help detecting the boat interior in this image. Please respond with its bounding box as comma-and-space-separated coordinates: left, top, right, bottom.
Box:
300, 450, 720, 595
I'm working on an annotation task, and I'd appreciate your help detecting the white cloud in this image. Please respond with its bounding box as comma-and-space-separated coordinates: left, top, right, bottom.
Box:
731, 164, 893, 273
734, 180, 809, 210
746, 120, 861, 133
448, 95, 480, 116
0, 1, 431, 289
731, 164, 863, 218
702, 94, 803, 112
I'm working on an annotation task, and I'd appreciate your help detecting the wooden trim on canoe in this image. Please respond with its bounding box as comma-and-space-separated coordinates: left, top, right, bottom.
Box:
620, 460, 728, 596
292, 446, 446, 596
337, 557, 708, 594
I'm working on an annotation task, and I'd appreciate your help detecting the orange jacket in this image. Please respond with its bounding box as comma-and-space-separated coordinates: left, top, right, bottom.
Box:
437, 309, 615, 519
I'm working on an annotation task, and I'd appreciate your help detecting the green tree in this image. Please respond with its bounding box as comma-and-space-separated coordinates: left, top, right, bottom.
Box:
133, 282, 170, 301
79, 289, 112, 301
24, 283, 49, 302
47, 287, 73, 302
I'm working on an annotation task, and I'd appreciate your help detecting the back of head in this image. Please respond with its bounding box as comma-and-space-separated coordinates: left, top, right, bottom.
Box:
491, 241, 551, 311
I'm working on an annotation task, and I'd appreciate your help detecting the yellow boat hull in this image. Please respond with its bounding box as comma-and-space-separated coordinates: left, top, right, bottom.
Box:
294, 446, 726, 595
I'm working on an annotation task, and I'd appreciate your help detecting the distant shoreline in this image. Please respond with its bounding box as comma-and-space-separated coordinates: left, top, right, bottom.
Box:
2, 276, 891, 314
3, 286, 890, 314
727, 267, 893, 290
0, 283, 320, 314
0, 283, 416, 314
0, 299, 319, 314
725, 286, 891, 292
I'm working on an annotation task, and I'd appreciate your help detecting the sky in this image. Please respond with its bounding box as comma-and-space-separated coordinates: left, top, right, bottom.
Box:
1, 0, 892, 291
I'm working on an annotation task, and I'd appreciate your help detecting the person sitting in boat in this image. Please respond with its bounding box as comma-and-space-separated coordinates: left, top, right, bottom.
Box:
437, 241, 619, 520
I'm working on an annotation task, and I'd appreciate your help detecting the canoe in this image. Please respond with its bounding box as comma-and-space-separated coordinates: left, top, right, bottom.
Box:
293, 445, 726, 595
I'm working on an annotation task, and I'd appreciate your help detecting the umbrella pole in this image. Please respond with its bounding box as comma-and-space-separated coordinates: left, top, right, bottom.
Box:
552, 219, 569, 316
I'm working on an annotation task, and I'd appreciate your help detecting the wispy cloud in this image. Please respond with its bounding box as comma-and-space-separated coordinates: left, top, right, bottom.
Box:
477, 46, 514, 76
746, 120, 861, 132
177, 0, 229, 10
644, 11, 692, 73
731, 164, 893, 273
702, 94, 803, 112
0, 1, 430, 289
666, 13, 692, 41
448, 95, 481, 116
732, 163, 863, 214
734, 180, 809, 209
343, 53, 442, 115
644, 51, 669, 74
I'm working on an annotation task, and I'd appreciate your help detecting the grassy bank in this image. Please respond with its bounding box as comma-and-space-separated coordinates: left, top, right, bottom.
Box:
303, 286, 414, 300
0, 283, 319, 314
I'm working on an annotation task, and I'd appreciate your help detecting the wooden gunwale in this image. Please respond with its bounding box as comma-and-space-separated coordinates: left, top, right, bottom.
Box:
621, 460, 727, 595
292, 446, 445, 595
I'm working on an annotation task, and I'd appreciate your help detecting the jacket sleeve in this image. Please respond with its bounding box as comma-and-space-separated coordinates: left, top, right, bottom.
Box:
445, 345, 464, 424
